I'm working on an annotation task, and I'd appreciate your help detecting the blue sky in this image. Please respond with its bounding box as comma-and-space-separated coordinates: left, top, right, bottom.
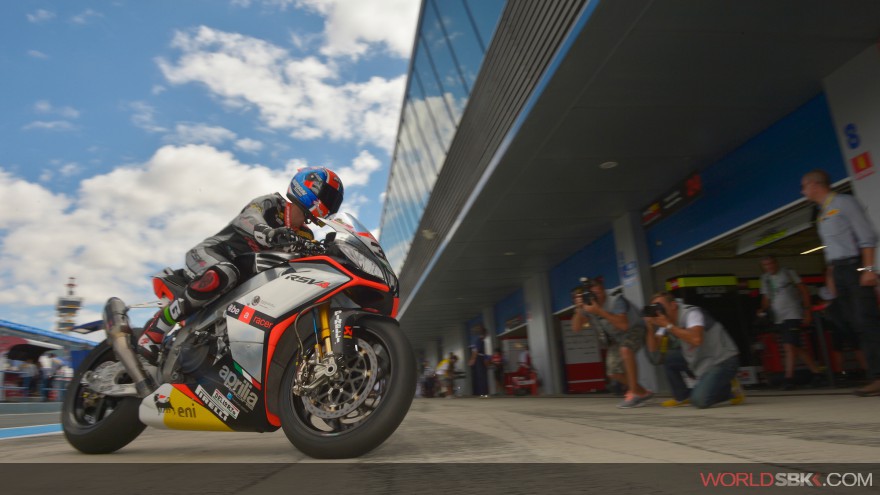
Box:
0, 0, 420, 331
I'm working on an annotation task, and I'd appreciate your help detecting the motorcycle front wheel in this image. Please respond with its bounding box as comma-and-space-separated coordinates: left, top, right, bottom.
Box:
278, 318, 416, 459
62, 341, 146, 454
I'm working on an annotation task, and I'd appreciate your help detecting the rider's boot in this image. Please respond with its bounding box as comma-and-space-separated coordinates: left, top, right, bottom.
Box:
137, 306, 177, 365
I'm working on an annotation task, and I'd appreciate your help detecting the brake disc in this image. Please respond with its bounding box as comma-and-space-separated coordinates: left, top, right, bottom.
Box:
302, 338, 378, 419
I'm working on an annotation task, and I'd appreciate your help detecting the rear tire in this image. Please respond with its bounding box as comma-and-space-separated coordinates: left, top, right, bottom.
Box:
278, 318, 415, 458
62, 342, 146, 454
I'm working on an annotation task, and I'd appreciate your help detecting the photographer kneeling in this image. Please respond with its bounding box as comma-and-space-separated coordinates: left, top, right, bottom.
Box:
644, 291, 745, 408
571, 277, 653, 408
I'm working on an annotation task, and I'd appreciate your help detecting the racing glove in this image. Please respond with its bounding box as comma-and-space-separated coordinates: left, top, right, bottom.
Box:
253, 224, 296, 247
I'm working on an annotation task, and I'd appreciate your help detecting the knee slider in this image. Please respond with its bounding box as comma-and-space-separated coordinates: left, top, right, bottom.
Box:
186, 262, 239, 301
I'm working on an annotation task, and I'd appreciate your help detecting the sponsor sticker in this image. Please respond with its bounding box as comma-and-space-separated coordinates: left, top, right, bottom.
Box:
195, 385, 230, 422
225, 302, 276, 331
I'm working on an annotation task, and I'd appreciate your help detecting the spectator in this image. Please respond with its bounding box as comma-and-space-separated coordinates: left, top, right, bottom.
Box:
417, 359, 435, 397
20, 358, 38, 397
802, 169, 880, 396
644, 291, 745, 409
490, 347, 505, 396
468, 325, 490, 397
435, 353, 458, 398
39, 352, 63, 401
758, 255, 824, 389
571, 276, 653, 408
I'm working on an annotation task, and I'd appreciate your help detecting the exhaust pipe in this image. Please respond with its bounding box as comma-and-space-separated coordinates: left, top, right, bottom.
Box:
103, 297, 156, 397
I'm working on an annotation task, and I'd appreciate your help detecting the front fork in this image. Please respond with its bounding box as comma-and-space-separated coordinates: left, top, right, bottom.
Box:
313, 303, 355, 365
294, 303, 357, 395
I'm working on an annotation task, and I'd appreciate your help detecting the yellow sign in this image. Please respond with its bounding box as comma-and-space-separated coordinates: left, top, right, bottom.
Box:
666, 276, 738, 290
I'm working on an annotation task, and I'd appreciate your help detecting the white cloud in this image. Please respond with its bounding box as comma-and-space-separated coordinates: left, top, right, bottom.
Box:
22, 120, 76, 131
156, 26, 406, 153
338, 192, 369, 219
151, 85, 167, 95
127, 101, 167, 133
235, 138, 264, 153
39, 162, 82, 182
60, 162, 81, 177
335, 149, 381, 187
294, 0, 419, 59
231, 0, 297, 10
70, 9, 104, 25
27, 50, 49, 59
27, 9, 55, 23
35, 100, 80, 119
0, 145, 299, 310
168, 123, 237, 145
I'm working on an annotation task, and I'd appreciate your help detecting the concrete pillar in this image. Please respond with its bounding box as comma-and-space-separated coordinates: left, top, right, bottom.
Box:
523, 271, 562, 394
612, 210, 661, 393
460, 322, 473, 396
482, 306, 499, 395
824, 44, 880, 264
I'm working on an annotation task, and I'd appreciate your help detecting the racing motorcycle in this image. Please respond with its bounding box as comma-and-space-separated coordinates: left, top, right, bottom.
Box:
62, 212, 415, 459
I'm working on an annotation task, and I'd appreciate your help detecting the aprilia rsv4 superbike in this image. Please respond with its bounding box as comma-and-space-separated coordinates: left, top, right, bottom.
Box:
62, 213, 415, 458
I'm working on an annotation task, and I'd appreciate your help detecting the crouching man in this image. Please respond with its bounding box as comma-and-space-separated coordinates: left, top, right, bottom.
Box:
644, 291, 745, 408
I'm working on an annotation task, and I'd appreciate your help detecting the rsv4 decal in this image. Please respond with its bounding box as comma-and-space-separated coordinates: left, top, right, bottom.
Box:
283, 273, 332, 288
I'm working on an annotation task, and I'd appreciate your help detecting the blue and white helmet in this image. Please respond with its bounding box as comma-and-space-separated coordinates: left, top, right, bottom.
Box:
286, 167, 344, 219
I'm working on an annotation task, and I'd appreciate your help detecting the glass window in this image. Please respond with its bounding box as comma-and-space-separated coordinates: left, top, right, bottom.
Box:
412, 41, 455, 128
403, 102, 441, 207
421, 3, 469, 116
399, 127, 430, 210
404, 99, 438, 176
379, 0, 506, 272
463, 0, 507, 51
388, 193, 411, 245
411, 72, 449, 163
392, 140, 424, 230
431, 0, 483, 93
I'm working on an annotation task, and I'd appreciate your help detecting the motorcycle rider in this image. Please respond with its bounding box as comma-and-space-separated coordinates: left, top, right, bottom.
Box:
136, 167, 344, 363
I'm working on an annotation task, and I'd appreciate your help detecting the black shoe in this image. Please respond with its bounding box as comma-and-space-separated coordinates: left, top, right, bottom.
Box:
810, 373, 827, 388
781, 380, 796, 391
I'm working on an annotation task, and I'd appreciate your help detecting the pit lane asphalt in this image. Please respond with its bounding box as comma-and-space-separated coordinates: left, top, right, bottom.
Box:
1, 393, 878, 463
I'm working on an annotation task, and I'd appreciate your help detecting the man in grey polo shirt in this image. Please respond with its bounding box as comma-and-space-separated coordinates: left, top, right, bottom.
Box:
801, 169, 880, 396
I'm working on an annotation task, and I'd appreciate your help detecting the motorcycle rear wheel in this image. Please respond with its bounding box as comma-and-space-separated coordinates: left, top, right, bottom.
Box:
62, 341, 146, 454
278, 318, 415, 458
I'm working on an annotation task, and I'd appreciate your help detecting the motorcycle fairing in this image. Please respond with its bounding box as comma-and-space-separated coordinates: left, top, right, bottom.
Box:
141, 259, 353, 432
141, 350, 272, 432
139, 383, 233, 432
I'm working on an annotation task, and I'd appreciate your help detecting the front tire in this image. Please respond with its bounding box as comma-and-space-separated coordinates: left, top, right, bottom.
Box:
62, 342, 146, 454
278, 318, 416, 458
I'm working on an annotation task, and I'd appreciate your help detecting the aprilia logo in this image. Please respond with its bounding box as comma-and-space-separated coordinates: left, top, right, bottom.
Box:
283, 274, 331, 289
219, 366, 258, 410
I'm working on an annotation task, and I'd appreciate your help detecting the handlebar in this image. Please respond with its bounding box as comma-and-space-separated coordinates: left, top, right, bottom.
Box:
276, 231, 325, 255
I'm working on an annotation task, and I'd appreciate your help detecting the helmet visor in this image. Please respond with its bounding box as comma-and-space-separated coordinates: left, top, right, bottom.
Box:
318, 184, 343, 215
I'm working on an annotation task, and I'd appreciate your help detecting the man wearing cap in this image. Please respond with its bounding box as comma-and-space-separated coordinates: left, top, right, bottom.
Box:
801, 169, 880, 396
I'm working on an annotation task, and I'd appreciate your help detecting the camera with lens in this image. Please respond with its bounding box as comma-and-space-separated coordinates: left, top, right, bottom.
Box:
640, 302, 666, 318
571, 277, 597, 305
